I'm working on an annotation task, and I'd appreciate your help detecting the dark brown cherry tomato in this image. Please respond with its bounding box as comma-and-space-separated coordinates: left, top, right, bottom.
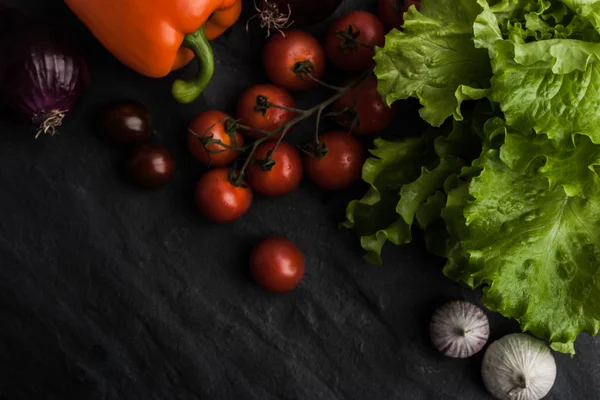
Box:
324, 11, 386, 72
378, 0, 420, 30
194, 168, 253, 223
332, 76, 396, 135
187, 110, 244, 166
236, 84, 296, 140
126, 143, 176, 188
304, 131, 364, 190
246, 141, 303, 197
262, 29, 326, 92
250, 236, 305, 293
97, 100, 153, 144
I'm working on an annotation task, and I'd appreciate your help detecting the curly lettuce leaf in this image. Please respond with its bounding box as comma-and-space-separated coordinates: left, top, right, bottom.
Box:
362, 0, 600, 354
444, 132, 600, 354
344, 119, 480, 264
563, 0, 600, 31
476, 0, 600, 45
398, 121, 480, 226
475, 0, 600, 146
473, 0, 505, 56
343, 135, 433, 264
374, 0, 491, 127
519, 2, 600, 42
490, 36, 600, 144
500, 133, 600, 197
473, 0, 532, 55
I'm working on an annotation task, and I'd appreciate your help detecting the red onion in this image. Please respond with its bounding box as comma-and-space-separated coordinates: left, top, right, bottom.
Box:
250, 0, 343, 35
0, 24, 89, 137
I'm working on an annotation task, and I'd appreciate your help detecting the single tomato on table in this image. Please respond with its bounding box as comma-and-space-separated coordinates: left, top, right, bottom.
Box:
262, 29, 326, 92
236, 84, 296, 140
378, 0, 420, 30
96, 100, 153, 145
324, 11, 386, 72
250, 236, 305, 293
247, 141, 303, 197
332, 76, 395, 135
126, 143, 176, 189
194, 168, 253, 223
187, 110, 244, 167
304, 131, 364, 190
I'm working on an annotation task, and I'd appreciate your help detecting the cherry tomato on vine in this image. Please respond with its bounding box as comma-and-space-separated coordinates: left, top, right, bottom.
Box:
378, 0, 420, 30
126, 143, 176, 189
324, 11, 386, 73
236, 84, 296, 140
304, 131, 364, 190
250, 236, 305, 293
97, 100, 153, 145
262, 29, 326, 92
194, 168, 253, 223
247, 141, 303, 197
332, 76, 395, 135
187, 110, 244, 167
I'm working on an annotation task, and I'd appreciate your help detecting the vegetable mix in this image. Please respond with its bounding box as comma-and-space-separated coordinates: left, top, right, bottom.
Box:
345, 0, 600, 355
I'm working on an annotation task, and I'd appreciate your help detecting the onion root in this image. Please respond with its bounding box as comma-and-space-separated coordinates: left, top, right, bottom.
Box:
36, 109, 66, 138
246, 0, 294, 37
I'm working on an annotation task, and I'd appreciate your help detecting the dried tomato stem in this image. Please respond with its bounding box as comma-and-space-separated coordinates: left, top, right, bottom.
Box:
236, 123, 272, 138
270, 124, 293, 155
347, 68, 375, 131
335, 26, 376, 51
314, 106, 325, 145
233, 141, 261, 186
349, 39, 375, 49
265, 102, 304, 113
305, 74, 344, 91
216, 67, 374, 185
190, 130, 251, 152
353, 68, 374, 106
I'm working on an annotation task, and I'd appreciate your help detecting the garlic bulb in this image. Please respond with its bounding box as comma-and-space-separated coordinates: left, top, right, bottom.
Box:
429, 300, 489, 358
482, 333, 557, 400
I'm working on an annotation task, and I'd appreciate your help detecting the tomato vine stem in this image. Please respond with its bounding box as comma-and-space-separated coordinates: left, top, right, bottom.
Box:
336, 25, 376, 51
304, 74, 344, 91
255, 95, 304, 114
199, 66, 374, 186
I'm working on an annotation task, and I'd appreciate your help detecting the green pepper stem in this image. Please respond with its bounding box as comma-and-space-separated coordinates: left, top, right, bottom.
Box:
172, 25, 214, 104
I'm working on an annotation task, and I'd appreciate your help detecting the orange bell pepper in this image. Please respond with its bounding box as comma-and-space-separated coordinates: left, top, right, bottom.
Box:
64, 0, 242, 103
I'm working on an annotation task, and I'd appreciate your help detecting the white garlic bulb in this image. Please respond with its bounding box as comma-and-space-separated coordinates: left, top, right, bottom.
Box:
482, 333, 557, 400
429, 300, 490, 358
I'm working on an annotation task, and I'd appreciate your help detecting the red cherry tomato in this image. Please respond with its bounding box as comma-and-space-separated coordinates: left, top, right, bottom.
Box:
332, 76, 396, 135
324, 11, 386, 72
378, 0, 420, 30
236, 84, 296, 140
250, 236, 305, 293
304, 131, 364, 190
194, 168, 253, 223
246, 141, 303, 197
187, 110, 244, 167
126, 143, 176, 189
262, 29, 326, 92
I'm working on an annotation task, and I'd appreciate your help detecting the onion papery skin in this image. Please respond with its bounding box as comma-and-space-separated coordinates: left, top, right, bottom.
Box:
0, 26, 89, 136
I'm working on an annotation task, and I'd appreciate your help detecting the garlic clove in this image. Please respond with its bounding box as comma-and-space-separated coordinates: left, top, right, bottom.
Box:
429, 300, 490, 358
482, 333, 556, 400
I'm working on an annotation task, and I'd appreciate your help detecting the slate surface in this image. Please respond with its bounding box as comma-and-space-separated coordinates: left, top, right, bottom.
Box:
0, 0, 598, 399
